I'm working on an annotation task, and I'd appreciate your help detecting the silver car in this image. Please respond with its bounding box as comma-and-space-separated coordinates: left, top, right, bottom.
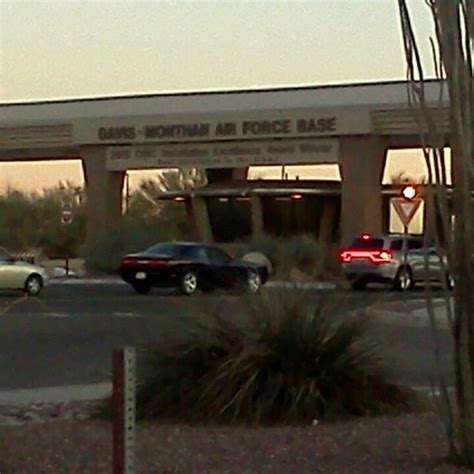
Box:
0, 247, 49, 296
339, 234, 454, 291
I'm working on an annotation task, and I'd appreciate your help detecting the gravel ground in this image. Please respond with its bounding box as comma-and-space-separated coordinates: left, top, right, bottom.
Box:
0, 413, 472, 473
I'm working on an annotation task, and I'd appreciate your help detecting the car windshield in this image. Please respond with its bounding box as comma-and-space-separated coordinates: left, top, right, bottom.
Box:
350, 238, 384, 249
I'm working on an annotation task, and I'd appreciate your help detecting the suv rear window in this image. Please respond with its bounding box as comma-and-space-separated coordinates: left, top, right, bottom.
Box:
350, 238, 384, 249
407, 239, 424, 250
390, 240, 403, 251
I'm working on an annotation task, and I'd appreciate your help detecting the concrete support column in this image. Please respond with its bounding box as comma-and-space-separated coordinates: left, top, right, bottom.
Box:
319, 197, 337, 245
250, 195, 264, 236
339, 136, 388, 245
81, 146, 124, 250
231, 167, 248, 180
188, 197, 213, 242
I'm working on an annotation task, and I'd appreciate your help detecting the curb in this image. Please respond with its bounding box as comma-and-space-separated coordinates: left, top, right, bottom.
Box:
50, 278, 125, 285
266, 281, 337, 290
0, 381, 453, 409
0, 382, 112, 405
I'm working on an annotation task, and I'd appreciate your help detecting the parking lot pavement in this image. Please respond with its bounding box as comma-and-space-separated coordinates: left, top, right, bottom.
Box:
0, 283, 454, 392
49, 276, 339, 290
364, 296, 453, 329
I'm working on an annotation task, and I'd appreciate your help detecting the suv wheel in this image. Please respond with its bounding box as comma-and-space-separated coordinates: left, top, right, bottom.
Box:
395, 267, 413, 292
446, 273, 455, 291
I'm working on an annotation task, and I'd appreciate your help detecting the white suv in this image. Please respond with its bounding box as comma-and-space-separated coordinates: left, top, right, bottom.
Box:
339, 234, 454, 291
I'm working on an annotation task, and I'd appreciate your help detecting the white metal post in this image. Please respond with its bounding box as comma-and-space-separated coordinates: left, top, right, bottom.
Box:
113, 347, 136, 474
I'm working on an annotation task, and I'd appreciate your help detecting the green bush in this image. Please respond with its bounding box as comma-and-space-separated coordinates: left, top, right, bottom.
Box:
0, 186, 86, 257
235, 233, 281, 268
82, 217, 180, 274
134, 290, 422, 425
236, 233, 324, 279
278, 234, 324, 279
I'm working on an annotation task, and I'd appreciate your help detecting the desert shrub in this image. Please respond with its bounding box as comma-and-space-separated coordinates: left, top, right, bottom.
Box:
135, 314, 245, 421
0, 185, 86, 256
134, 290, 421, 425
277, 234, 324, 279
236, 234, 325, 279
82, 216, 177, 274
235, 233, 282, 268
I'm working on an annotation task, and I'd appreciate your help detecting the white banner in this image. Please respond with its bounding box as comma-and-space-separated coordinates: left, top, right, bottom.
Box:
106, 138, 339, 170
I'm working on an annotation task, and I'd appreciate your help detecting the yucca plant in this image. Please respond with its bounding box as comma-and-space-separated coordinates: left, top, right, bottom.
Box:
136, 313, 245, 421
197, 291, 416, 425
135, 290, 421, 425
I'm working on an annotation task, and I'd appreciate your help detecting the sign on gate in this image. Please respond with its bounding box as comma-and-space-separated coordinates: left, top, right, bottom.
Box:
106, 138, 340, 171
391, 197, 422, 228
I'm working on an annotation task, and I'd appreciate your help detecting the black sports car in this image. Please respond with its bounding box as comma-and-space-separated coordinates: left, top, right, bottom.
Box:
119, 242, 268, 295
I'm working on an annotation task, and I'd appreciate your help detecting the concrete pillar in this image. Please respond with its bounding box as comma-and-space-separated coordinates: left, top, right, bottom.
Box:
231, 167, 248, 180
250, 195, 264, 236
188, 197, 213, 242
319, 197, 337, 245
339, 137, 388, 245
81, 146, 124, 250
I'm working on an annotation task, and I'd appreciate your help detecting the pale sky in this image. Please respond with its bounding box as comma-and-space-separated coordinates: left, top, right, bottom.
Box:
0, 0, 439, 194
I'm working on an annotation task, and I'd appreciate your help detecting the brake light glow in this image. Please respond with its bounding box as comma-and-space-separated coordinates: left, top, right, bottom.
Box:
148, 259, 169, 267
339, 250, 393, 265
361, 233, 371, 240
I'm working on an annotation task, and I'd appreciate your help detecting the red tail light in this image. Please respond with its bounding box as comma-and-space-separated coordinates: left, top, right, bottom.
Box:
339, 250, 352, 263
148, 259, 169, 267
339, 250, 393, 265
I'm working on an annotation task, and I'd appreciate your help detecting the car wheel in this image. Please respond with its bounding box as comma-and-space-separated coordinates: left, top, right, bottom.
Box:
247, 270, 262, 293
350, 279, 366, 291
132, 282, 151, 294
394, 266, 413, 292
25, 274, 43, 296
181, 270, 198, 296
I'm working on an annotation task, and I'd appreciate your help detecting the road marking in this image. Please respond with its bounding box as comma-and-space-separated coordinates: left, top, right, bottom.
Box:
0, 295, 28, 316
0, 311, 145, 318
41, 312, 69, 318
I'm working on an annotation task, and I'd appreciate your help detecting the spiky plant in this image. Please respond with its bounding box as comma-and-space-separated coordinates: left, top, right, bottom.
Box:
136, 313, 245, 421
197, 291, 416, 425
135, 290, 421, 425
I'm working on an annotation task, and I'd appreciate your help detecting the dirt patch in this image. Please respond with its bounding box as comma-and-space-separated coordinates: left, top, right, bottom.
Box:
0, 413, 471, 473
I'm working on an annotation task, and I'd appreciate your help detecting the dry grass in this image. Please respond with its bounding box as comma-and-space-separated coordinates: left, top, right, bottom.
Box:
0, 413, 472, 473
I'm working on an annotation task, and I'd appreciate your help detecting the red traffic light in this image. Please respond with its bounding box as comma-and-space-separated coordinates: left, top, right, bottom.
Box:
401, 185, 417, 200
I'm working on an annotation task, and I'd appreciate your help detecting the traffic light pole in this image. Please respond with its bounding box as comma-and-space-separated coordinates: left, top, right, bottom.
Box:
403, 224, 408, 268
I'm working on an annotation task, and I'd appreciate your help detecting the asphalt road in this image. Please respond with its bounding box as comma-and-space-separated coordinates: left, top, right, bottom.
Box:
0, 283, 454, 391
